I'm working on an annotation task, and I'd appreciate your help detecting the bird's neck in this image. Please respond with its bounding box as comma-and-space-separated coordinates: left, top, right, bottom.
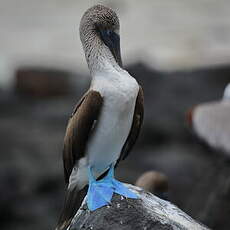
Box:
84, 42, 122, 76
90, 63, 131, 93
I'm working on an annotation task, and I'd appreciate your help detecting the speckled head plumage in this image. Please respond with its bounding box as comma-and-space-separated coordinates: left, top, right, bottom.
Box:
80, 5, 119, 34
79, 5, 122, 70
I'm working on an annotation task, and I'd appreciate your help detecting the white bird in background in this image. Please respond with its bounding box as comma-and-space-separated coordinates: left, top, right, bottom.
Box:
187, 83, 230, 154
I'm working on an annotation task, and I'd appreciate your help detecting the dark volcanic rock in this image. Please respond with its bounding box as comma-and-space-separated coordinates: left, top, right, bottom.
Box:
69, 185, 208, 230
1, 62, 230, 230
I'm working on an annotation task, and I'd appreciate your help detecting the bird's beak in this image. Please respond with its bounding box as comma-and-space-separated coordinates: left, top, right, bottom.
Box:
99, 29, 123, 67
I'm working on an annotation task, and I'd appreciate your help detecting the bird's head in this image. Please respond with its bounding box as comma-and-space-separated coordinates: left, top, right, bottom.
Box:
79, 5, 122, 70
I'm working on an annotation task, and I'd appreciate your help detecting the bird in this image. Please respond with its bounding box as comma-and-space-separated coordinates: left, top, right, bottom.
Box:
187, 83, 230, 154
135, 171, 169, 199
56, 5, 144, 230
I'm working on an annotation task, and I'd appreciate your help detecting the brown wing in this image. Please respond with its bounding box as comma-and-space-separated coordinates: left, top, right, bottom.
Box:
63, 90, 103, 184
118, 86, 144, 162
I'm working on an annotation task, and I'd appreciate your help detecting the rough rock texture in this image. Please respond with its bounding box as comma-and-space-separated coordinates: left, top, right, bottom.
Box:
69, 185, 208, 230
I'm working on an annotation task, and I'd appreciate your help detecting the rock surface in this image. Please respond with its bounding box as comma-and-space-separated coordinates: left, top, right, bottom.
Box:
69, 185, 208, 230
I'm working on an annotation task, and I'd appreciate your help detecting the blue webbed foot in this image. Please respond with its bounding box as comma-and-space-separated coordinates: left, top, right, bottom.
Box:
107, 164, 138, 199
111, 178, 138, 199
108, 165, 138, 199
86, 164, 138, 211
87, 180, 113, 211
86, 167, 113, 211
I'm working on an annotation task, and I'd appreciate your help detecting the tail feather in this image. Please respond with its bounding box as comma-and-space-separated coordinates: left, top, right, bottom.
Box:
56, 186, 87, 230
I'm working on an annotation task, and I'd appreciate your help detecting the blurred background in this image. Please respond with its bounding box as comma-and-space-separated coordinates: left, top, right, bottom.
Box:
1, 0, 230, 229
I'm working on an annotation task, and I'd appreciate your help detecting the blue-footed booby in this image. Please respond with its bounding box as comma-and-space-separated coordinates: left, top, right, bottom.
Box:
187, 83, 230, 154
56, 5, 144, 230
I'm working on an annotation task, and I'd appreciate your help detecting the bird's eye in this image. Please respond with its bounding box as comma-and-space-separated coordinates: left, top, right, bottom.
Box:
106, 30, 112, 36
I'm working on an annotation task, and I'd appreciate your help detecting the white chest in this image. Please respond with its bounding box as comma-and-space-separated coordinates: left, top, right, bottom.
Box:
87, 70, 139, 172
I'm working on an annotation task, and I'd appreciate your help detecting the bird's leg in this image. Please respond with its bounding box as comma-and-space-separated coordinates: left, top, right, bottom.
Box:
108, 163, 138, 199
86, 166, 113, 211
86, 163, 138, 211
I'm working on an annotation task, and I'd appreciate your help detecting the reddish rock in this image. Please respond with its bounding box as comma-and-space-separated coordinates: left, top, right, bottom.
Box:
15, 67, 71, 97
